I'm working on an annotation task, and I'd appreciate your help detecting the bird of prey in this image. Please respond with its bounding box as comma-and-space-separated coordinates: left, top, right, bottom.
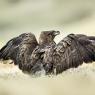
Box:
0, 31, 95, 76
0, 30, 60, 74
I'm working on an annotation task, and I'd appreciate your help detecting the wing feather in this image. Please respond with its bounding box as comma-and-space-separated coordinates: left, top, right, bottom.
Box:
0, 33, 38, 65
44, 34, 95, 74
0, 37, 22, 60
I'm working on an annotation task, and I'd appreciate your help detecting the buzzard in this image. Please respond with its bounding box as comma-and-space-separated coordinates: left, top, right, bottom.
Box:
0, 31, 95, 75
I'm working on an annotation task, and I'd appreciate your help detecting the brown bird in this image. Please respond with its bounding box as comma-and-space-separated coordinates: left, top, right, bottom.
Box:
1, 31, 95, 76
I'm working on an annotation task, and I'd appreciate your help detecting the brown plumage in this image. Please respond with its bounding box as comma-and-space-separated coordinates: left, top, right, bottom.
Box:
43, 34, 95, 74
0, 33, 38, 66
21, 33, 95, 75
1, 31, 95, 76
21, 30, 60, 74
0, 30, 60, 74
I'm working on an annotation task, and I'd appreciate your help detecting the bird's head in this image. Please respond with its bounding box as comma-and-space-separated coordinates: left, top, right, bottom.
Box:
39, 30, 60, 45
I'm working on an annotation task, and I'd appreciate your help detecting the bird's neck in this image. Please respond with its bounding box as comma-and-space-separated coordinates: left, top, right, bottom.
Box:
39, 41, 55, 46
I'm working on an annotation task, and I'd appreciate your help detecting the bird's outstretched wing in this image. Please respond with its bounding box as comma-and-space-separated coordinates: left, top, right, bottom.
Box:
43, 34, 95, 74
0, 36, 23, 63
0, 33, 38, 65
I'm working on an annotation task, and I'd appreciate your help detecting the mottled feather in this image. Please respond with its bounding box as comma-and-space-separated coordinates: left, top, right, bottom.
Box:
43, 34, 95, 74
0, 33, 38, 66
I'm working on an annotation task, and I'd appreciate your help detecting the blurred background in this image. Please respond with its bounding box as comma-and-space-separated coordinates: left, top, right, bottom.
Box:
0, 0, 95, 95
0, 0, 95, 46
